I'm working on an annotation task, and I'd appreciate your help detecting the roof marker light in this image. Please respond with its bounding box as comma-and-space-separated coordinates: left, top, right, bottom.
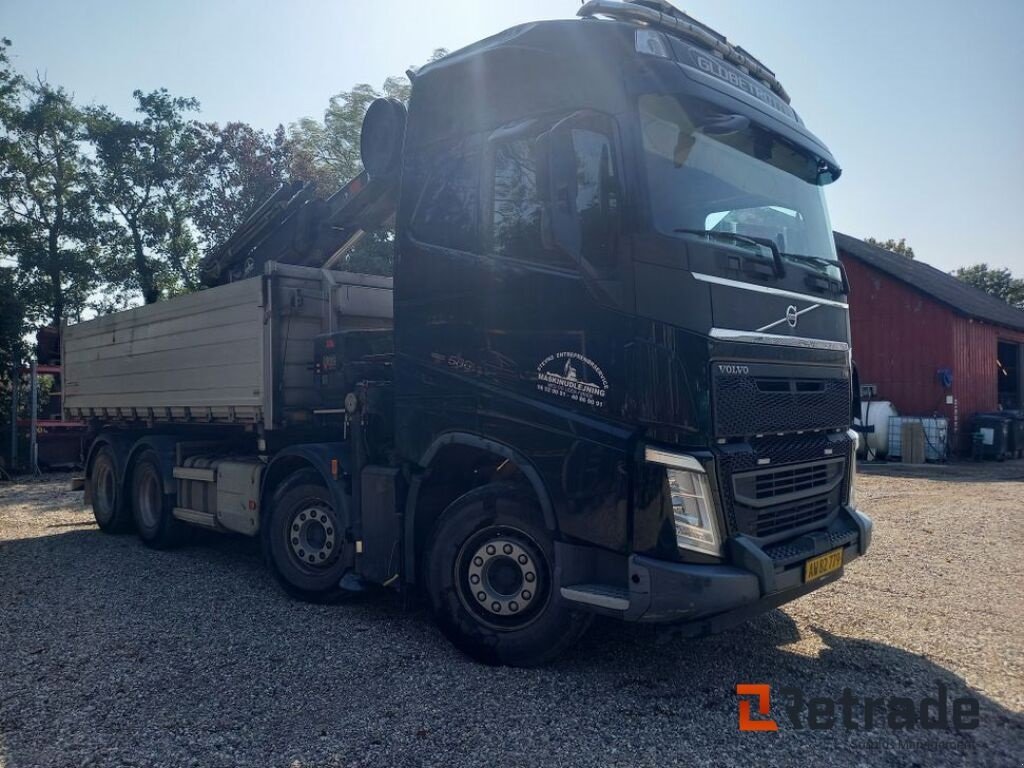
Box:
635, 29, 672, 59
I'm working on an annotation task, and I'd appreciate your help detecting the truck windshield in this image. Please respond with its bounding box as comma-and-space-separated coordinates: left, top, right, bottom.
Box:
639, 94, 839, 276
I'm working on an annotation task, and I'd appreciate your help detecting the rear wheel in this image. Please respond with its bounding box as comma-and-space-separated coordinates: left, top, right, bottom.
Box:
423, 483, 592, 667
90, 445, 131, 533
263, 470, 351, 604
131, 450, 185, 549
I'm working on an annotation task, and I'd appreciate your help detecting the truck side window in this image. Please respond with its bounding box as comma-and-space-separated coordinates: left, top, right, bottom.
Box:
490, 138, 573, 268
411, 142, 481, 252
571, 126, 620, 277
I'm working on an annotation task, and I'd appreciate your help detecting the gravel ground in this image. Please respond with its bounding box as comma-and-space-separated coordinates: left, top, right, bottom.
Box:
1, 463, 1022, 767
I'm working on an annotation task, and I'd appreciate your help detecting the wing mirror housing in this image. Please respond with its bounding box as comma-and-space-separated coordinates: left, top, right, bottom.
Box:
536, 125, 581, 260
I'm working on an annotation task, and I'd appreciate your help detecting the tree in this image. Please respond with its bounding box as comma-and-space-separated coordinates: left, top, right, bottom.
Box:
88, 89, 200, 303
285, 50, 446, 275
287, 82, 390, 192
287, 51, 445, 191
0, 266, 27, 468
0, 73, 101, 327
184, 121, 289, 251
954, 264, 1024, 310
865, 236, 915, 259
0, 37, 20, 116
286, 81, 402, 276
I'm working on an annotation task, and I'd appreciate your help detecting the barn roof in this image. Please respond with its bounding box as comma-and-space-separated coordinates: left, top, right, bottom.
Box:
834, 232, 1024, 333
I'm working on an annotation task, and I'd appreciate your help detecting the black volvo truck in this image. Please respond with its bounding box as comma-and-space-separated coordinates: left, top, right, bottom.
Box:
64, 0, 871, 665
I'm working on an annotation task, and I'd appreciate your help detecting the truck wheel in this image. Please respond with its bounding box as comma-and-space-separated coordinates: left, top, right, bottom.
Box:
263, 470, 349, 604
423, 483, 592, 667
90, 444, 132, 533
131, 450, 185, 549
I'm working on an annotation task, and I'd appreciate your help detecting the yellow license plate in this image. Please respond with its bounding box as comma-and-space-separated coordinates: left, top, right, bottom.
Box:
804, 548, 844, 582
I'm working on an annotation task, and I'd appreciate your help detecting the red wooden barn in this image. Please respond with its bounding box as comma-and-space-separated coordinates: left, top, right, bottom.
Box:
835, 233, 1024, 451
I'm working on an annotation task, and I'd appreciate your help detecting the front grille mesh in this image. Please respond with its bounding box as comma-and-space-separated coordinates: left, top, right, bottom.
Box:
712, 374, 850, 438
753, 463, 831, 500
754, 497, 831, 537
732, 459, 845, 508
714, 433, 853, 539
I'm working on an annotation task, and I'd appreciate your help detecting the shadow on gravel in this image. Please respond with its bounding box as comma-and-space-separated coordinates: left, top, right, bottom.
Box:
1, 526, 1021, 768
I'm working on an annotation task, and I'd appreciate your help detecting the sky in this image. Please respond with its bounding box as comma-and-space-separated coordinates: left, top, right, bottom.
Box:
2, 0, 1022, 274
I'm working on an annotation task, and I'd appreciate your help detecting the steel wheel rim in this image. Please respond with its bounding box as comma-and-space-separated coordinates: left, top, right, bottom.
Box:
455, 526, 549, 631
286, 501, 339, 570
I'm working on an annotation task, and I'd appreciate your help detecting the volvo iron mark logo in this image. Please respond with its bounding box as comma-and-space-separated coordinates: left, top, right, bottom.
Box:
786, 304, 799, 328
757, 303, 820, 333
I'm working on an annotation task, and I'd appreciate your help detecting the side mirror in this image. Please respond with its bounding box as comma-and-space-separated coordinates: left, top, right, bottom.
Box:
536, 126, 581, 260
851, 361, 861, 423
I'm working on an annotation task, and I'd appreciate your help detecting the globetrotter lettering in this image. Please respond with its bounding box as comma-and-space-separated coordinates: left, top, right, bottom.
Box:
690, 50, 794, 119
536, 352, 608, 408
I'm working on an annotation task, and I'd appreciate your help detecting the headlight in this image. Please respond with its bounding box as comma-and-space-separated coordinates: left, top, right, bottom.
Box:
846, 428, 858, 507
645, 447, 723, 557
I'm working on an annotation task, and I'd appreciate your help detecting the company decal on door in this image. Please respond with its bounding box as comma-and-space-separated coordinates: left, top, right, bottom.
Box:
536, 352, 608, 408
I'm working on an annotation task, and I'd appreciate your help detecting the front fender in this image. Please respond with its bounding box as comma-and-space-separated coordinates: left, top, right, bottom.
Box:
261, 443, 352, 529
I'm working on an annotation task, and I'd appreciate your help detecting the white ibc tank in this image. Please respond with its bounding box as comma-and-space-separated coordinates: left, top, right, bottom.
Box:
857, 401, 898, 459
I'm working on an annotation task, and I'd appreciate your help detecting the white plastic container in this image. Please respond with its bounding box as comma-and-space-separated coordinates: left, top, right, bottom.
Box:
888, 416, 949, 462
858, 400, 898, 459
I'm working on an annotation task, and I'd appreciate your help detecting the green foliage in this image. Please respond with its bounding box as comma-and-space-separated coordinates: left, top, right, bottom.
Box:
88, 89, 201, 302
0, 266, 26, 370
0, 37, 21, 116
185, 121, 290, 251
865, 236, 915, 259
0, 38, 447, 334
285, 48, 447, 276
0, 73, 101, 326
954, 264, 1024, 310
287, 49, 445, 192
342, 230, 395, 277
288, 82, 382, 193
0, 266, 27, 463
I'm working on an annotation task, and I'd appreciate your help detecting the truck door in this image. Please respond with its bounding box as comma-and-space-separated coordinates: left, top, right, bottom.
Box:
475, 110, 630, 417
394, 111, 634, 549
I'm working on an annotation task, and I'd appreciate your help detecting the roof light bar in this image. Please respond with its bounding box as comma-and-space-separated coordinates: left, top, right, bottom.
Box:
577, 0, 791, 105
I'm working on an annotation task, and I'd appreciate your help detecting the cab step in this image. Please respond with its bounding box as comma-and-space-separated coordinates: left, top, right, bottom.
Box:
172, 507, 218, 529
560, 584, 630, 611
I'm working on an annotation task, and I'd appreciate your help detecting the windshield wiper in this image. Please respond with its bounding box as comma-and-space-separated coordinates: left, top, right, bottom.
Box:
781, 252, 832, 269
674, 228, 784, 278
780, 251, 850, 295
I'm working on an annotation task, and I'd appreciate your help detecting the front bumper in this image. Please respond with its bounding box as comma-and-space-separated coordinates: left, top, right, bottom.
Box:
561, 505, 872, 632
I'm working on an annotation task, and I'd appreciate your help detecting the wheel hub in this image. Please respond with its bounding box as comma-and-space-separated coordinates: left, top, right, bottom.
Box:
288, 505, 338, 567
466, 537, 539, 617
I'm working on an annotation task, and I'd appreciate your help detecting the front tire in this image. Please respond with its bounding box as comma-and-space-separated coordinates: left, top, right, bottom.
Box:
90, 444, 132, 533
131, 450, 185, 549
423, 483, 592, 667
262, 470, 351, 604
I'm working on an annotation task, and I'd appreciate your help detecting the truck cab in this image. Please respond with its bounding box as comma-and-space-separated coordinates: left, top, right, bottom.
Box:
392, 1, 870, 662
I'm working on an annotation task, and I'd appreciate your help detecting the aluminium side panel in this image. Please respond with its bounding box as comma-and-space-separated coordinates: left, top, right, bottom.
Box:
63, 277, 267, 424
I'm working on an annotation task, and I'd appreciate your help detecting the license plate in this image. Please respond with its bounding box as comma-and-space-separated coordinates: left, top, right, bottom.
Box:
804, 548, 843, 582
